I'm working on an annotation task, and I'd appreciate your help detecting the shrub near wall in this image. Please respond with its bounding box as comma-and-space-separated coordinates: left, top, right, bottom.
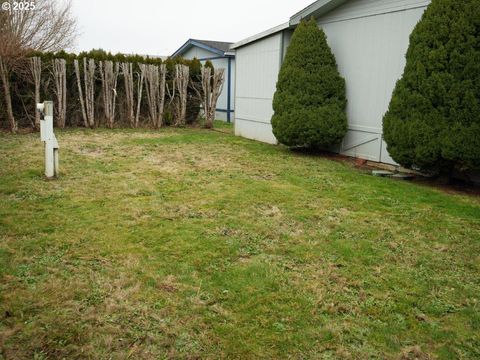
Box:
271, 18, 347, 149
383, 0, 480, 173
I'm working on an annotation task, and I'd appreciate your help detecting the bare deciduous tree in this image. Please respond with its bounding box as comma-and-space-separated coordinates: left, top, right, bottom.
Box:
137, 63, 147, 127
99, 60, 119, 128
52, 58, 67, 128
74, 59, 87, 128
28, 57, 42, 130
193, 67, 225, 129
74, 58, 95, 128
144, 65, 158, 128
167, 64, 189, 127
84, 59, 96, 128
143, 64, 166, 129
0, 56, 17, 132
135, 66, 145, 128
122, 62, 135, 127
0, 0, 77, 132
174, 64, 189, 127
158, 65, 167, 128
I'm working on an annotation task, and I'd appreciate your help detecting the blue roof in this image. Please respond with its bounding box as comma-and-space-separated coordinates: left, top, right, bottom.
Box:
172, 39, 234, 57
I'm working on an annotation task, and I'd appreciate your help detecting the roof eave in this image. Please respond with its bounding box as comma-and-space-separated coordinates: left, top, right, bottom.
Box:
172, 39, 227, 57
231, 22, 291, 50
289, 0, 348, 25
230, 0, 349, 50
172, 39, 193, 57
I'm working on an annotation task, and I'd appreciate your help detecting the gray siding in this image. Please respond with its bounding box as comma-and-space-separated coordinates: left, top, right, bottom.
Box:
235, 33, 283, 144
318, 0, 430, 24
181, 47, 217, 60
318, 0, 429, 163
234, 0, 431, 163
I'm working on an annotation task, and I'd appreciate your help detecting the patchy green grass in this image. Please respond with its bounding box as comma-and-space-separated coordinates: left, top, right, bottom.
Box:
0, 126, 479, 359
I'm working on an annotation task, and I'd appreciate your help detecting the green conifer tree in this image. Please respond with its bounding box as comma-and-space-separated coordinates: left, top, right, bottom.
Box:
272, 18, 347, 149
383, 0, 480, 172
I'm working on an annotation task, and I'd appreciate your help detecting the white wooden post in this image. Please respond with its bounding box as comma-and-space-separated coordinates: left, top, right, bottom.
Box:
37, 101, 59, 179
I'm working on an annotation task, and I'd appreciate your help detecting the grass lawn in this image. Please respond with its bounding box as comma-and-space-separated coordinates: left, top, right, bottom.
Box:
1, 124, 479, 359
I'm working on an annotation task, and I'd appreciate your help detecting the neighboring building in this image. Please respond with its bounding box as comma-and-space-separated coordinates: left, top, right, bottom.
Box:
172, 39, 235, 122
231, 0, 431, 165
135, 55, 169, 61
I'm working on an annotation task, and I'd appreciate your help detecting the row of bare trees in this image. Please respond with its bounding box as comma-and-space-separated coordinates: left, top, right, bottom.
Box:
0, 0, 225, 132
3, 55, 224, 131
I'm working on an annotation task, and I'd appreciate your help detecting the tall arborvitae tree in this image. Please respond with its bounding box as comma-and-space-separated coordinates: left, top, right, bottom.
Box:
272, 18, 347, 149
383, 0, 480, 173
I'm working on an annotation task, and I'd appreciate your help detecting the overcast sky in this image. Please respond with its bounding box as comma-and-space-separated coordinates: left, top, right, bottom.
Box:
70, 0, 313, 56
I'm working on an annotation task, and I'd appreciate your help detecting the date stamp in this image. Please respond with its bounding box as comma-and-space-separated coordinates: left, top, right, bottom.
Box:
1, 1, 36, 12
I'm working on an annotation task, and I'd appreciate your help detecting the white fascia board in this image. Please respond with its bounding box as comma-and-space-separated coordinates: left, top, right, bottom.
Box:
231, 22, 290, 50
290, 0, 348, 25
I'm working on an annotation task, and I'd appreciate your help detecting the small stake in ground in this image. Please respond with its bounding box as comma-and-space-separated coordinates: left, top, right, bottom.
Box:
37, 101, 59, 179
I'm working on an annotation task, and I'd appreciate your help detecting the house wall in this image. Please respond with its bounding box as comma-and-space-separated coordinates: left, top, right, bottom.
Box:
234, 33, 284, 144
182, 47, 217, 60
318, 0, 430, 163
234, 0, 431, 164
181, 47, 235, 122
